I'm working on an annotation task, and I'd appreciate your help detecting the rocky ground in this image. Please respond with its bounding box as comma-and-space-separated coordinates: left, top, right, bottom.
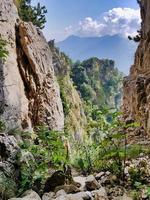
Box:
8, 174, 130, 200
4, 172, 137, 200
1, 124, 150, 200
8, 157, 150, 200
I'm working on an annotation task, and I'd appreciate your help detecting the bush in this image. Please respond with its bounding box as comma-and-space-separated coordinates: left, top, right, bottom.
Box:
72, 107, 142, 180
18, 127, 69, 194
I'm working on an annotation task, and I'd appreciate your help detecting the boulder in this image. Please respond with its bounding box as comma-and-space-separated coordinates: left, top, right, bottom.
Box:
59, 192, 91, 200
85, 175, 101, 191
73, 176, 86, 191
55, 189, 66, 197
91, 188, 108, 200
42, 191, 92, 200
42, 192, 55, 200
95, 172, 105, 180
9, 190, 41, 200
44, 171, 66, 192
0, 134, 20, 199
54, 184, 80, 194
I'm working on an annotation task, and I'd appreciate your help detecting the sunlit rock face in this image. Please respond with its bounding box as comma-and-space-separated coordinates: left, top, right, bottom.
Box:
0, 0, 64, 131
123, 0, 150, 135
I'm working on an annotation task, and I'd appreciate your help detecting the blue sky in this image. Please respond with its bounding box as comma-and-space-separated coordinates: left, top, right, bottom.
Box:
32, 0, 140, 41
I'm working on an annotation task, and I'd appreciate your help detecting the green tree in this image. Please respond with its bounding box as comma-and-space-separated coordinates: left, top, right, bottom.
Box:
18, 0, 47, 29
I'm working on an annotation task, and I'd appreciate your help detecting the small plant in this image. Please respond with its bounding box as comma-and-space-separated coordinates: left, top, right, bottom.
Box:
146, 187, 150, 198
71, 141, 95, 174
0, 120, 6, 131
18, 127, 69, 194
0, 38, 8, 60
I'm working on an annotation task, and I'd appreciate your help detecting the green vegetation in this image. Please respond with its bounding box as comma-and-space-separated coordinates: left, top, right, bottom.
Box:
18, 127, 68, 194
71, 107, 142, 177
17, 0, 47, 29
71, 58, 123, 109
0, 38, 8, 60
49, 43, 87, 138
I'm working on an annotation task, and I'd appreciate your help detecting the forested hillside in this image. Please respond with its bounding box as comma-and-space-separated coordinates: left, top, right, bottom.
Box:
71, 58, 123, 108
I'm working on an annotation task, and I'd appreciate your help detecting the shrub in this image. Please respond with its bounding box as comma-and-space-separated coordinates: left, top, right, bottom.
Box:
72, 107, 142, 181
18, 127, 69, 194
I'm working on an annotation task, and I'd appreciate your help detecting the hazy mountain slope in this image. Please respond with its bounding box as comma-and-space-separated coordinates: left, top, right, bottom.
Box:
57, 35, 137, 74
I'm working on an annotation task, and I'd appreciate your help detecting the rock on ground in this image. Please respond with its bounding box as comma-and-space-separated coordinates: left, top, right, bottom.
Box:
9, 190, 41, 200
92, 188, 108, 200
73, 176, 87, 191
54, 184, 80, 194
85, 175, 101, 191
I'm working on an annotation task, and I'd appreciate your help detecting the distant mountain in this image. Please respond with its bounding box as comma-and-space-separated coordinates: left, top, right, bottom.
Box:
56, 35, 138, 74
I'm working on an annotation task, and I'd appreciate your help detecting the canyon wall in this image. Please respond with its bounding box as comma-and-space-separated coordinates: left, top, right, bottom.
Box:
0, 0, 64, 131
49, 43, 87, 140
123, 0, 150, 136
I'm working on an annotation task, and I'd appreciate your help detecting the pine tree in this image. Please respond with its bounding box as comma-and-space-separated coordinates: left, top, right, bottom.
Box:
18, 0, 47, 29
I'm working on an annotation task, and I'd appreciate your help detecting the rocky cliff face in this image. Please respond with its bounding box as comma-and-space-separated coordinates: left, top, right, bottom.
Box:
0, 0, 64, 131
123, 0, 150, 135
49, 42, 87, 140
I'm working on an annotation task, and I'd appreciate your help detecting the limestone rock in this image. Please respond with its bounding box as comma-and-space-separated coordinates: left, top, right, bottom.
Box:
17, 22, 64, 130
68, 192, 92, 200
54, 184, 80, 194
55, 190, 66, 198
0, 0, 64, 131
0, 133, 20, 199
73, 176, 87, 191
55, 192, 91, 200
49, 44, 87, 140
95, 172, 105, 180
85, 175, 101, 191
91, 188, 108, 200
122, 0, 150, 137
9, 190, 41, 200
42, 192, 55, 200
42, 190, 92, 200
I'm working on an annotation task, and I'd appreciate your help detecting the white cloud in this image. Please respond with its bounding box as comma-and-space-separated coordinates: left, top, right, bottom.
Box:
78, 17, 106, 37
65, 25, 73, 34
74, 8, 141, 38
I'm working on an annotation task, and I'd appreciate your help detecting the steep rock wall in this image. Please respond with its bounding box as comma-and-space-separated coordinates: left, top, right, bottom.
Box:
123, 0, 150, 135
0, 0, 64, 131
49, 43, 87, 140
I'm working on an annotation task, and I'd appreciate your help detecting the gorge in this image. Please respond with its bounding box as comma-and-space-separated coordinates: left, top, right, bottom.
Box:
0, 0, 150, 200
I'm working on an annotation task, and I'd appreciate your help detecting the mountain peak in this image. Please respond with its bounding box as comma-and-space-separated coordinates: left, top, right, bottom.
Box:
57, 35, 137, 74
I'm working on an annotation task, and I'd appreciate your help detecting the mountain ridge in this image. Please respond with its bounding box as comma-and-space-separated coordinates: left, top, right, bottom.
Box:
57, 34, 138, 74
